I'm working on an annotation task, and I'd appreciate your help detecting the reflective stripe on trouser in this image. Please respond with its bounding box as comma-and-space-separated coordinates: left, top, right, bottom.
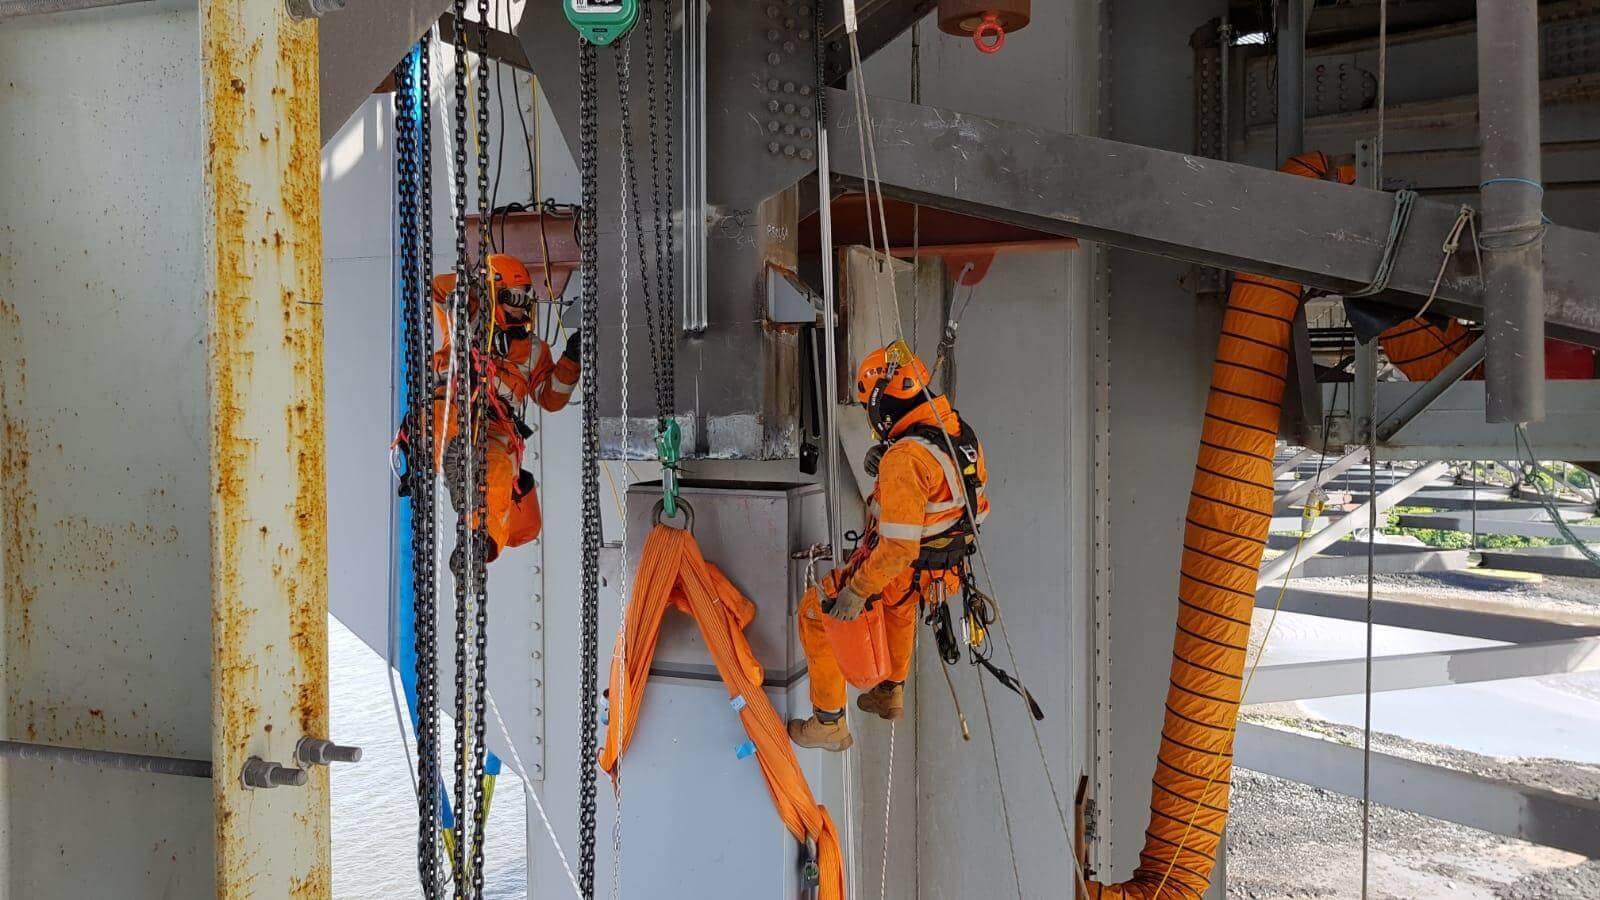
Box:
797, 567, 956, 711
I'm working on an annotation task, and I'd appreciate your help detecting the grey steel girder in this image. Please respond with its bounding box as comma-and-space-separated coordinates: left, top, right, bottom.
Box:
1236, 723, 1600, 858
823, 88, 1600, 342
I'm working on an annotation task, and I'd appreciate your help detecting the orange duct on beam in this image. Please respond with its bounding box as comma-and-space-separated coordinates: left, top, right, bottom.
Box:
1083, 153, 1338, 900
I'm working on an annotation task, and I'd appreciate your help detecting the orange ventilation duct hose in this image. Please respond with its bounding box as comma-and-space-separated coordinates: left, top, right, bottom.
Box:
1378, 316, 1480, 382
1083, 152, 1334, 899
600, 524, 845, 900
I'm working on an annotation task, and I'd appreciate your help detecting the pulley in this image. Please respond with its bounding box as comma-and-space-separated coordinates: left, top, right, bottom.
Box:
937, 0, 1030, 54
564, 0, 638, 45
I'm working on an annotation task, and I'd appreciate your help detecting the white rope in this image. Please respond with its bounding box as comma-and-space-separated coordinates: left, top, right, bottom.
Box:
610, 47, 634, 895
485, 690, 583, 899
842, 29, 1092, 896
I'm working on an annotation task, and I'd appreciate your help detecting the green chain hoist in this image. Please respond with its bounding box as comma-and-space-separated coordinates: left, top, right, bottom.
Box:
656, 419, 681, 517
564, 0, 638, 45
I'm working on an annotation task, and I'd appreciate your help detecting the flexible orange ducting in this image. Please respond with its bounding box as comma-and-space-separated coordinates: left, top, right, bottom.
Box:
1084, 152, 1334, 899
1378, 316, 1480, 381
599, 524, 845, 900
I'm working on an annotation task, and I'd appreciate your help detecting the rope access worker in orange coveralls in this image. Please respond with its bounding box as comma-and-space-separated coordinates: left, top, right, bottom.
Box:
414, 253, 579, 574
789, 341, 991, 751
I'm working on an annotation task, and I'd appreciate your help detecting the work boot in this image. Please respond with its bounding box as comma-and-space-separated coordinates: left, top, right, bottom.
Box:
787, 710, 853, 752
856, 681, 905, 721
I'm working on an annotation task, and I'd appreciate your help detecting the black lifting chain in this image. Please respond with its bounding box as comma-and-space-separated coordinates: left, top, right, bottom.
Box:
576, 35, 603, 900
394, 44, 443, 900
447, 2, 477, 897
643, 0, 676, 430
467, 0, 493, 894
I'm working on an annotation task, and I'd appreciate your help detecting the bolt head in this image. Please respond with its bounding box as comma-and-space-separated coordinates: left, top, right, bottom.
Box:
783, 145, 797, 157
767, 52, 782, 65
768, 141, 782, 154
768, 120, 781, 132
783, 81, 796, 93
800, 148, 815, 161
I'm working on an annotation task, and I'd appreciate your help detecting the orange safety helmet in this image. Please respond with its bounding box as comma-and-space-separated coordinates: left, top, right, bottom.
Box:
856, 341, 934, 439
430, 253, 534, 302
855, 340, 932, 404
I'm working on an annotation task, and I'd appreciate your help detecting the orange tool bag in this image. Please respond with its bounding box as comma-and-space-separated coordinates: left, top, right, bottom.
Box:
817, 583, 891, 690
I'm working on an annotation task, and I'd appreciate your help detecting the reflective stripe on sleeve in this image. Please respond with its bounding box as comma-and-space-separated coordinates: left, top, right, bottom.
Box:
877, 521, 924, 542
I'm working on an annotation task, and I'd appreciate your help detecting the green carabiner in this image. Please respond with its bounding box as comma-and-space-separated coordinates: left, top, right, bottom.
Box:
656, 419, 682, 517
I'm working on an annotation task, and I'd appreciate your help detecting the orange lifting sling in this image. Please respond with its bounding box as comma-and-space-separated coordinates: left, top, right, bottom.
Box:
598, 524, 845, 900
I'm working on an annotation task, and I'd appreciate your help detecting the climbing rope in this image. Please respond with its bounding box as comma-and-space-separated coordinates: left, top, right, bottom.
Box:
840, 20, 1085, 895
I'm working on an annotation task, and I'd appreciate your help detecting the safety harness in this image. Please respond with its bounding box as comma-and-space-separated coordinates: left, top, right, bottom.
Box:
867, 410, 1044, 722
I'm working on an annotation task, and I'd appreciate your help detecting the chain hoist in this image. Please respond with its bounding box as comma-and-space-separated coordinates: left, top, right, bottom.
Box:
563, 0, 639, 45
575, 34, 603, 900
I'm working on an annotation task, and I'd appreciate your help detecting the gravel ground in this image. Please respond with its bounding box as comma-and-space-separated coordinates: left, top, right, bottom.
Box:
1227, 573, 1600, 898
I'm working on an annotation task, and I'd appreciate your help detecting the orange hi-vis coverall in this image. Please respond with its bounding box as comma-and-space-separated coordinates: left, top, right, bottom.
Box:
430, 276, 578, 560
798, 395, 990, 712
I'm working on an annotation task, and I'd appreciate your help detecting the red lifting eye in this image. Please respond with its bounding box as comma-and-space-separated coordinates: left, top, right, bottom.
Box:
973, 13, 1005, 54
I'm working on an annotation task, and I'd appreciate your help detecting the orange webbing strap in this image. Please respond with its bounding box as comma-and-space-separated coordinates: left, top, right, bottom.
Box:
1083, 153, 1328, 900
598, 525, 845, 900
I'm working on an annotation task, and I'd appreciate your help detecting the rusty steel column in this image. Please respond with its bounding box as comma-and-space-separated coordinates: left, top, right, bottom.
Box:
201, 0, 331, 894
1477, 0, 1546, 424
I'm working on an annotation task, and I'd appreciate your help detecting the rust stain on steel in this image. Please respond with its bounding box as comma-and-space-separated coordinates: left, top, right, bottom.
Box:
204, 0, 329, 894
1, 299, 39, 704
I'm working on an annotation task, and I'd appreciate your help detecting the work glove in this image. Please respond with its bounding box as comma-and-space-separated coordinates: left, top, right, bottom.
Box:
825, 583, 870, 622
563, 330, 582, 362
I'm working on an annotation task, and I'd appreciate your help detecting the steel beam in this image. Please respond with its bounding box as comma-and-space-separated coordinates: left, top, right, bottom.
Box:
1259, 586, 1600, 644
203, 0, 332, 893
1397, 512, 1600, 542
1274, 447, 1368, 514
1274, 446, 1320, 477
1478, 545, 1600, 578
820, 0, 936, 85
1244, 635, 1600, 704
1478, 0, 1547, 423
1374, 338, 1487, 441
1291, 548, 1470, 578
1235, 724, 1600, 858
823, 89, 1600, 342
1259, 461, 1450, 585
1347, 380, 1600, 459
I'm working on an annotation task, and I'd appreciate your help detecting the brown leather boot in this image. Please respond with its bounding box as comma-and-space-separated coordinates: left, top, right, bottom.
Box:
856, 681, 905, 721
787, 713, 854, 752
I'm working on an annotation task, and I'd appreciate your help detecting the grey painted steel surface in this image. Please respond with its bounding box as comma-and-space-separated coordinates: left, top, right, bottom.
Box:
1397, 512, 1600, 541
1235, 723, 1600, 857
1258, 462, 1451, 584
1374, 338, 1487, 440
821, 90, 1600, 345
617, 482, 843, 898
515, 1, 810, 459
1290, 547, 1470, 578
1244, 635, 1600, 704
1478, 0, 1548, 423
317, 0, 450, 144
1, 6, 215, 895
1104, 0, 1232, 888
1258, 587, 1600, 644
1336, 378, 1600, 459
0, 0, 147, 19
1478, 545, 1600, 578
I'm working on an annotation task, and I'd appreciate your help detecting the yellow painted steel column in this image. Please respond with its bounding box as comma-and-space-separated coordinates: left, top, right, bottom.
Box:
201, 0, 331, 895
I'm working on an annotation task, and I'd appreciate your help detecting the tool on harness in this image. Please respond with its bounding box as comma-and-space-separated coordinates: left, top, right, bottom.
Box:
564, 0, 638, 45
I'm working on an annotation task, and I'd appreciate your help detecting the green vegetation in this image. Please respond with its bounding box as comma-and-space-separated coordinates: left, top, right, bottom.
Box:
1383, 505, 1557, 550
